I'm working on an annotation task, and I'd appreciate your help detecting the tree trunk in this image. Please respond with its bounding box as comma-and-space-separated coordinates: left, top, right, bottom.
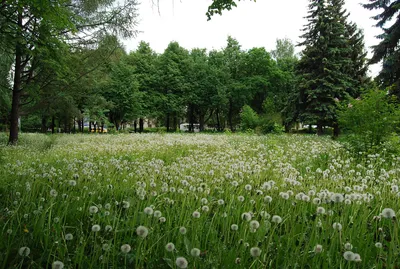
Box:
89, 121, 92, 133
317, 123, 323, 136
134, 120, 137, 133
101, 122, 104, 133
166, 113, 170, 132
216, 108, 221, 132
199, 113, 205, 132
228, 99, 234, 132
8, 14, 23, 145
51, 116, 55, 134
172, 114, 177, 132
41, 116, 47, 133
333, 122, 339, 139
139, 118, 144, 133
188, 104, 194, 132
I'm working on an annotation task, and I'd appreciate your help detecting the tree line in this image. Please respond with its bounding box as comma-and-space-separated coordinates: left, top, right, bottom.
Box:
1, 0, 400, 143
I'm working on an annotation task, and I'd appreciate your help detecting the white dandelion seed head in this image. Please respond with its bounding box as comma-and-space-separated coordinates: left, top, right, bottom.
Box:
381, 208, 396, 219
241, 212, 252, 221
50, 189, 58, 197
332, 222, 342, 231
190, 248, 201, 257
165, 242, 175, 252
249, 220, 260, 230
120, 244, 131, 253
375, 242, 382, 248
271, 215, 282, 224
105, 225, 112, 232
159, 217, 166, 223
18, 246, 30, 256
314, 244, 323, 253
91, 225, 101, 232
231, 224, 239, 231
65, 233, 73, 241
154, 210, 162, 218
52, 261, 64, 269
343, 251, 355, 261
136, 226, 149, 238
316, 207, 325, 215
175, 257, 188, 269
344, 242, 353, 250
179, 226, 187, 235
192, 211, 201, 218
89, 206, 98, 214
144, 207, 154, 215
250, 247, 261, 257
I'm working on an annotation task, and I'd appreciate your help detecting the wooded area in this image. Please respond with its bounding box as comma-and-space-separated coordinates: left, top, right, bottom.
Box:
1, 0, 399, 144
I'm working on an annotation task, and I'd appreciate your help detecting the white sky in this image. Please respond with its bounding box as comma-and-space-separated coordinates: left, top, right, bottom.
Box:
124, 0, 383, 76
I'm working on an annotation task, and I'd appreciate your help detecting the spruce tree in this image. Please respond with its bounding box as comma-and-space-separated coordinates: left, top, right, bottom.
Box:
297, 0, 355, 136
363, 0, 400, 97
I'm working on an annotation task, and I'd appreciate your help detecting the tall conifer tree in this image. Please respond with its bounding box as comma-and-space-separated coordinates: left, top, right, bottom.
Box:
297, 0, 356, 136
364, 0, 400, 97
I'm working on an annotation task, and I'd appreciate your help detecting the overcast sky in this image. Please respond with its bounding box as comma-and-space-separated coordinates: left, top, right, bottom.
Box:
123, 0, 383, 76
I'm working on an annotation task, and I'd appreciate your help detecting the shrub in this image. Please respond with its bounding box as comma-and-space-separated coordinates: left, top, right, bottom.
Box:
240, 105, 259, 131
338, 90, 400, 153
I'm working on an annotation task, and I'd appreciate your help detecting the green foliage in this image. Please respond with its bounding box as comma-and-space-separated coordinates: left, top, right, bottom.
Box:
240, 105, 259, 131
363, 0, 400, 96
338, 90, 400, 153
206, 0, 256, 20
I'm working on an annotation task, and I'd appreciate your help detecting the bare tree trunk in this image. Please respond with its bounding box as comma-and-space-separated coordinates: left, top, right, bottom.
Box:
133, 120, 137, 133
41, 116, 47, 133
51, 116, 55, 134
166, 113, 170, 132
317, 123, 323, 136
333, 122, 339, 139
8, 13, 23, 145
228, 99, 234, 132
139, 118, 144, 133
89, 121, 92, 133
216, 108, 221, 132
101, 122, 104, 133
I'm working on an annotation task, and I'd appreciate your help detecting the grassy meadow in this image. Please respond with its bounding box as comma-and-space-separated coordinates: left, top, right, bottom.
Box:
0, 133, 399, 268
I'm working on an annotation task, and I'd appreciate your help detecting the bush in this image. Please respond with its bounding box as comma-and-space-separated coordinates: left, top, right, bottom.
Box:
240, 105, 259, 131
338, 90, 400, 153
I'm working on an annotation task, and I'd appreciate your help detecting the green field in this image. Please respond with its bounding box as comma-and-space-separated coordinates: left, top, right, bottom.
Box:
0, 134, 399, 268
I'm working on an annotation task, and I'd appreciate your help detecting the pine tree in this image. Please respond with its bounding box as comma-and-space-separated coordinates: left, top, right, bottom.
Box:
363, 0, 400, 97
297, 0, 355, 136
345, 22, 369, 97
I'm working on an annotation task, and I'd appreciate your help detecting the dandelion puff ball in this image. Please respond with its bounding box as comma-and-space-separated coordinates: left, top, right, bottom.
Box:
344, 242, 353, 250
91, 224, 101, 232
354, 253, 361, 262
192, 211, 201, 218
316, 207, 325, 215
18, 247, 30, 256
375, 242, 382, 248
271, 215, 282, 224
52, 261, 64, 269
144, 207, 153, 215
179, 227, 187, 235
89, 206, 98, 214
314, 244, 323, 253
165, 242, 175, 252
154, 210, 162, 218
343, 251, 355, 261
231, 224, 239, 231
121, 244, 131, 253
65, 233, 73, 241
332, 222, 342, 231
249, 220, 260, 230
175, 257, 188, 269
190, 248, 201, 257
381, 208, 396, 219
250, 247, 262, 257
136, 226, 149, 238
